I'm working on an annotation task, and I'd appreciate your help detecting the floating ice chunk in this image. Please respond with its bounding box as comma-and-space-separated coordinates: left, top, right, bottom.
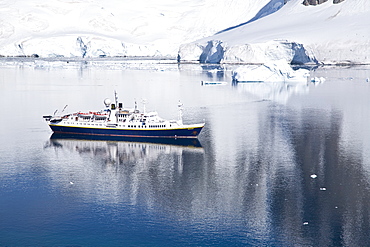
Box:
201, 80, 227, 85
70, 181, 74, 185
310, 77, 325, 84
310, 174, 317, 179
232, 60, 309, 83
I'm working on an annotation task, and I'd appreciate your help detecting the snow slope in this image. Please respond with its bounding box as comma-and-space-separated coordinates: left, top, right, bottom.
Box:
179, 0, 370, 64
0, 0, 275, 58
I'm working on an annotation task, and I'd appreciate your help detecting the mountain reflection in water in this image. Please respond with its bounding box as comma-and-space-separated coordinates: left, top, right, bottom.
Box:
234, 79, 323, 104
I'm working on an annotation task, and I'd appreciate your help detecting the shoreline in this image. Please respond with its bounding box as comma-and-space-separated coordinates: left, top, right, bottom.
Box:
0, 56, 369, 68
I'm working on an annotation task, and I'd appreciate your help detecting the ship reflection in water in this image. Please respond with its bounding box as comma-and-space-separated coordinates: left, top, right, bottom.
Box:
47, 133, 203, 165
44, 133, 204, 206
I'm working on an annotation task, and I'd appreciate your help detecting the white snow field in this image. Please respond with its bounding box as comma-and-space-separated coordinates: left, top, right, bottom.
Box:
0, 0, 369, 64
0, 0, 275, 58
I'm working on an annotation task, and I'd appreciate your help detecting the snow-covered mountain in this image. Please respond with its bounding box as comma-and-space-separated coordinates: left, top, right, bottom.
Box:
0, 0, 368, 65
0, 0, 276, 58
180, 0, 370, 65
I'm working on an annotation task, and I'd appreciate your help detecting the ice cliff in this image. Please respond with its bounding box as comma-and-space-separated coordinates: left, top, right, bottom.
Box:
178, 40, 317, 64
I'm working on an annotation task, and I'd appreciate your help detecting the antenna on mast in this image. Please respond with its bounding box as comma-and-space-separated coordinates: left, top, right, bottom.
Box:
142, 99, 147, 114
61, 105, 68, 113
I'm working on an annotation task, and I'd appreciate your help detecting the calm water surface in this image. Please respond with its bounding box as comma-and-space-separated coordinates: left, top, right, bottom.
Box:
1, 59, 370, 246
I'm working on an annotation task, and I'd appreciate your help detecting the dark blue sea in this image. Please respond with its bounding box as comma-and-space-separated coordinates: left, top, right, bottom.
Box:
1, 59, 370, 246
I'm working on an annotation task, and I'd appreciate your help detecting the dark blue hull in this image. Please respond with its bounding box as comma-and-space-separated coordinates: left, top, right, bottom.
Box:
49, 125, 203, 138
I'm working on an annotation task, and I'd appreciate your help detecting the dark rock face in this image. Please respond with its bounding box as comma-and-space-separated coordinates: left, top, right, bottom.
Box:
302, 0, 327, 5
302, 0, 345, 5
199, 40, 224, 63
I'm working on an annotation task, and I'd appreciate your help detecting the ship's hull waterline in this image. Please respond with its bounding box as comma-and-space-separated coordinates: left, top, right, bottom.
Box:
49, 124, 204, 138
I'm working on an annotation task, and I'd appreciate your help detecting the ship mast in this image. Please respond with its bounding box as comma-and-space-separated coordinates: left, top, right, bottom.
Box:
142, 99, 147, 114
178, 101, 183, 125
114, 90, 118, 107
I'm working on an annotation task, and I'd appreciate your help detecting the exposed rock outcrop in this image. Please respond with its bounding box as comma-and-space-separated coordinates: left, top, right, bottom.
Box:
303, 0, 328, 6
302, 0, 345, 5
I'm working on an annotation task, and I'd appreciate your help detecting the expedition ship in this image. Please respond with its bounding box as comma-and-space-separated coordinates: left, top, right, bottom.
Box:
43, 92, 204, 139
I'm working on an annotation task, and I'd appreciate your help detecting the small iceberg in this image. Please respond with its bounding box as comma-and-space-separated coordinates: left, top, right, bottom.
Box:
201, 80, 228, 86
232, 60, 309, 83
311, 77, 325, 85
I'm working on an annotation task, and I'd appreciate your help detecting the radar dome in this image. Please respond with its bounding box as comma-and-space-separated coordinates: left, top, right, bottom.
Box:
104, 98, 111, 107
